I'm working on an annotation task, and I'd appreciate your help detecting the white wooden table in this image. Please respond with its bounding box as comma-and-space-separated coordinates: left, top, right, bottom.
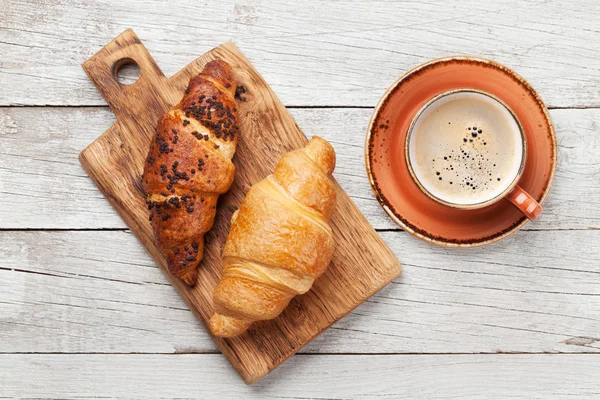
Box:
1, 1, 599, 398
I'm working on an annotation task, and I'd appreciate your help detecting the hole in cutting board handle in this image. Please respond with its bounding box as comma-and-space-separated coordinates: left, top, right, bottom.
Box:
112, 58, 141, 86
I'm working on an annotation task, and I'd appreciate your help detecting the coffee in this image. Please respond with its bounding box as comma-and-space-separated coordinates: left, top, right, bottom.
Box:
407, 90, 524, 206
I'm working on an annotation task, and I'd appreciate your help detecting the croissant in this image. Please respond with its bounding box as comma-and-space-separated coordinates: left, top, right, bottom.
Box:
142, 60, 239, 286
209, 136, 337, 337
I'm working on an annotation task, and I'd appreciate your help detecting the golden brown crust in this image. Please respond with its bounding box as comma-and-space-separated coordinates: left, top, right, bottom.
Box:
274, 149, 337, 220
142, 60, 239, 286
209, 137, 336, 337
209, 313, 253, 338
222, 178, 334, 277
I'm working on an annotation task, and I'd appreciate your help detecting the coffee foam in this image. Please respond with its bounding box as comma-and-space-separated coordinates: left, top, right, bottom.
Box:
408, 91, 523, 206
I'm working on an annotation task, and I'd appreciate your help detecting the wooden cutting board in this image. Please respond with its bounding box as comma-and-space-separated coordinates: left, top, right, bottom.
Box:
79, 29, 402, 384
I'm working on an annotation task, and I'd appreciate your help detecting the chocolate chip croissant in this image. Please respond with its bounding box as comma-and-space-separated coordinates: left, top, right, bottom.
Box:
210, 137, 336, 337
142, 60, 239, 286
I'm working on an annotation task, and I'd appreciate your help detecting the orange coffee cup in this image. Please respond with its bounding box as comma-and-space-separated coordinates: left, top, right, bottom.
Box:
405, 88, 542, 220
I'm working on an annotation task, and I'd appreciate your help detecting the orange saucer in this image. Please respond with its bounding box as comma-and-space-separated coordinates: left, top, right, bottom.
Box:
365, 57, 557, 247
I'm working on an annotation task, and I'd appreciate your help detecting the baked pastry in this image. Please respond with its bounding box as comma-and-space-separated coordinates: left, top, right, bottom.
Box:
142, 60, 239, 286
210, 137, 336, 337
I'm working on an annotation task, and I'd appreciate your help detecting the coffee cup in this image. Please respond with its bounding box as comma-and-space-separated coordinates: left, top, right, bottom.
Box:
405, 88, 542, 220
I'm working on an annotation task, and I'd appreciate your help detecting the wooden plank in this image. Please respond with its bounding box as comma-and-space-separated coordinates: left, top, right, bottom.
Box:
1, 0, 600, 107
1, 230, 598, 354
1, 354, 599, 398
77, 31, 400, 384
0, 107, 598, 230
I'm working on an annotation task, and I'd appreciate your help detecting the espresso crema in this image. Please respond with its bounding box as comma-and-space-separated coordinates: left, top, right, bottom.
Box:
408, 91, 524, 206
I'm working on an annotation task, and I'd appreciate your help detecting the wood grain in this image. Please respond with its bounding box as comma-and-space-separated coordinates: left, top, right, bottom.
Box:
2, 354, 599, 399
2, 0, 600, 108
1, 230, 598, 355
1, 107, 598, 230
78, 30, 401, 383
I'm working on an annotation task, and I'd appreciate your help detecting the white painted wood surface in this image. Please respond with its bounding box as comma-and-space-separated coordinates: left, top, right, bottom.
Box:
1, 0, 600, 398
3, 354, 600, 399
1, 230, 599, 354
0, 107, 599, 230
1, 0, 600, 107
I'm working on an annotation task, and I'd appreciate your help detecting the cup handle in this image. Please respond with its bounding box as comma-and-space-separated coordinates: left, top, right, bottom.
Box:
506, 185, 543, 220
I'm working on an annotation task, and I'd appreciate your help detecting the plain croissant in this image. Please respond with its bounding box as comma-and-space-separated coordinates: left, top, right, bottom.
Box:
210, 136, 337, 337
142, 60, 239, 286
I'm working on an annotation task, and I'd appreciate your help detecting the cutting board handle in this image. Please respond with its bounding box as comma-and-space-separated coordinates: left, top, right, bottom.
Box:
82, 29, 171, 120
